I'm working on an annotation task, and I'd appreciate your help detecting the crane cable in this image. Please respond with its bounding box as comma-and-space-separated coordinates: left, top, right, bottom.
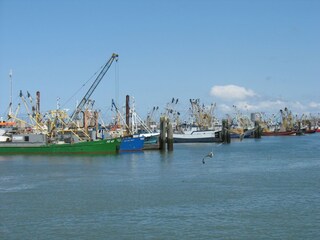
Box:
61, 64, 104, 109
114, 59, 119, 108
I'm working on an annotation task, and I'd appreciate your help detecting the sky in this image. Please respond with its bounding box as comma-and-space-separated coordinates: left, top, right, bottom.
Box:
1, 0, 320, 122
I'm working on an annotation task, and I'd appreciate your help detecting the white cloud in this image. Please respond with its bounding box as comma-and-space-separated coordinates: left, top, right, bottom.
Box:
309, 101, 320, 108
256, 100, 286, 111
230, 100, 285, 113
210, 85, 320, 117
216, 99, 320, 117
210, 85, 257, 100
217, 103, 232, 113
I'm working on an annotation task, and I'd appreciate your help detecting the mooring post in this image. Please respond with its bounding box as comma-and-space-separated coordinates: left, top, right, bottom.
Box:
297, 121, 301, 132
167, 119, 173, 151
222, 119, 231, 144
308, 121, 312, 131
254, 120, 262, 138
221, 120, 225, 142
159, 116, 167, 151
125, 95, 130, 134
159, 116, 164, 150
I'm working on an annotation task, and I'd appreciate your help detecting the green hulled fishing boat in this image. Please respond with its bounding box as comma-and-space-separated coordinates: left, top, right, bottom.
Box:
0, 133, 121, 155
1, 53, 121, 155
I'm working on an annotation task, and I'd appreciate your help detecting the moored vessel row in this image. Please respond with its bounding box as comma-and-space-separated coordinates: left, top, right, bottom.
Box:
2, 53, 319, 155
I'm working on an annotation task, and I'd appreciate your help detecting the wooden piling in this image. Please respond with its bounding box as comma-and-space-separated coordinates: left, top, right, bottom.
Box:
125, 95, 130, 134
221, 120, 225, 142
159, 116, 167, 151
222, 119, 230, 144
167, 119, 173, 151
254, 121, 262, 138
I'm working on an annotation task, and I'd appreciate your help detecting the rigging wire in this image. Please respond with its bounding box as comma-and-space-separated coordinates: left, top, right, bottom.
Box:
114, 59, 119, 107
60, 64, 105, 109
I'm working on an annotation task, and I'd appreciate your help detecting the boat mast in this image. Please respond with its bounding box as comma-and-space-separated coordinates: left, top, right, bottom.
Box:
56, 97, 60, 110
9, 69, 13, 117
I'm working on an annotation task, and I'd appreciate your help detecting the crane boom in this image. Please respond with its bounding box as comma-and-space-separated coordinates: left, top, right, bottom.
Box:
70, 53, 118, 121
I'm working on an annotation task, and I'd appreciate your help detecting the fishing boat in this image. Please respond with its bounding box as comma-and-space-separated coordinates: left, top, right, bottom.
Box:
107, 126, 146, 152
110, 96, 159, 150
299, 123, 318, 134
262, 130, 297, 136
173, 127, 221, 143
172, 99, 222, 143
137, 131, 159, 144
0, 53, 121, 155
108, 98, 147, 151
260, 108, 297, 136
303, 129, 317, 134
0, 133, 121, 155
0, 115, 122, 155
119, 135, 144, 152
227, 105, 256, 139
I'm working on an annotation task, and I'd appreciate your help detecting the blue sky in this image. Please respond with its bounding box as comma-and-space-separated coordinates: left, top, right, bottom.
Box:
1, 0, 320, 121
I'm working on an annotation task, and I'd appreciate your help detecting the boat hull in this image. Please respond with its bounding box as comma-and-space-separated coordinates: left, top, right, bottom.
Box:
303, 129, 317, 134
262, 131, 297, 136
0, 138, 121, 155
173, 130, 222, 143
120, 136, 144, 152
229, 132, 253, 139
141, 133, 159, 145
173, 136, 220, 143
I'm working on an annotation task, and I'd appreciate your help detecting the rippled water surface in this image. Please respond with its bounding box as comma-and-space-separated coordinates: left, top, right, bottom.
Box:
1, 134, 320, 239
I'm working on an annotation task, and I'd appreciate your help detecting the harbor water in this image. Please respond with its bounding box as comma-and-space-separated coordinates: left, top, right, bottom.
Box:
1, 134, 320, 239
